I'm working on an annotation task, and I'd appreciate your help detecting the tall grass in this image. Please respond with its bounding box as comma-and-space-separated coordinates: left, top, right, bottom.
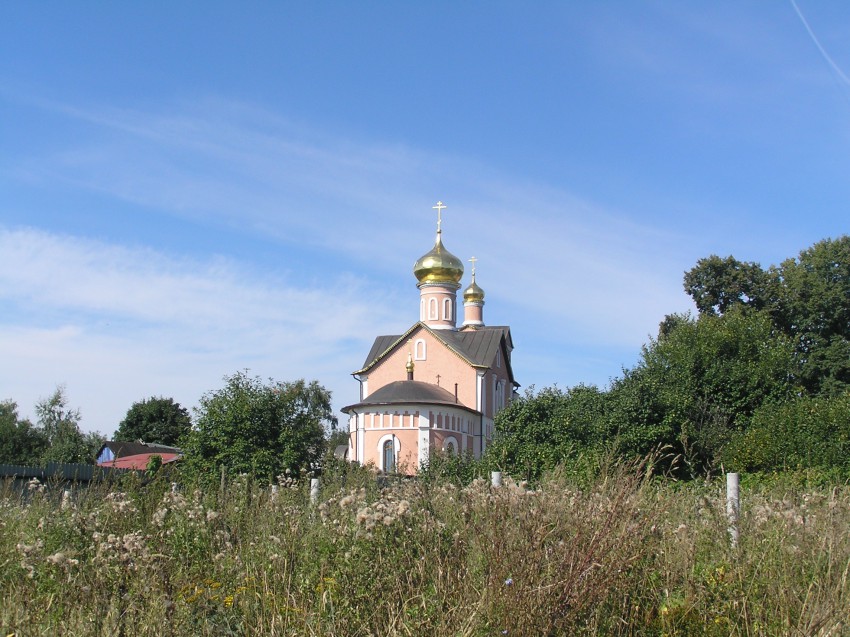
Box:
1, 463, 848, 636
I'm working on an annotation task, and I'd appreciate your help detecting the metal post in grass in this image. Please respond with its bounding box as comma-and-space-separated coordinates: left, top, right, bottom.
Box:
310, 477, 320, 505
491, 471, 502, 488
726, 472, 740, 549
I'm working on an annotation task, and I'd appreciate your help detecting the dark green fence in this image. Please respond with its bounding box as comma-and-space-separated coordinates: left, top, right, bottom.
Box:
0, 462, 137, 483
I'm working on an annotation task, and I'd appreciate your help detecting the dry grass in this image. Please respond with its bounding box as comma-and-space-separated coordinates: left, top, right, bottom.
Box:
1, 465, 849, 636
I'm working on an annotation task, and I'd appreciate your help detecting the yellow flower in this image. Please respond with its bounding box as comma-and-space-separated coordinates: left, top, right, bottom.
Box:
224, 595, 234, 608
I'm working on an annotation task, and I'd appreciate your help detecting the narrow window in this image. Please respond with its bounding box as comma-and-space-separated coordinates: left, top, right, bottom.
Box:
383, 440, 395, 473
442, 297, 452, 321
428, 297, 438, 320
415, 339, 426, 360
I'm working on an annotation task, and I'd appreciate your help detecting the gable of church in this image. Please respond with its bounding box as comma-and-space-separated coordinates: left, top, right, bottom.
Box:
356, 322, 515, 381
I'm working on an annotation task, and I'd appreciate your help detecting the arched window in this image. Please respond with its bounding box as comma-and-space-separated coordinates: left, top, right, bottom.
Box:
383, 439, 395, 473
428, 297, 438, 320
442, 297, 453, 321
420, 299, 425, 321
444, 436, 459, 455
415, 339, 426, 360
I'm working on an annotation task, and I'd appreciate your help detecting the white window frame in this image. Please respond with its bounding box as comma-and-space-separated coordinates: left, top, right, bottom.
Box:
443, 435, 459, 455
377, 433, 400, 473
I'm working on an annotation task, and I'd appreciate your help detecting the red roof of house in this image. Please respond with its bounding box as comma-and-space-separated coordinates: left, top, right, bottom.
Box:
98, 452, 181, 470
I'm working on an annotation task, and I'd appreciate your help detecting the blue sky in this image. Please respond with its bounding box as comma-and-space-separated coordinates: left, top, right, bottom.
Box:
2, 2, 849, 435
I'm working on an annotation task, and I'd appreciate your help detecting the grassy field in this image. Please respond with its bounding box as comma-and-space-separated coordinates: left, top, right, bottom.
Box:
1, 462, 848, 636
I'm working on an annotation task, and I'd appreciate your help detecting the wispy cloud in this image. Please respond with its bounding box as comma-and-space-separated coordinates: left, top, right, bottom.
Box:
0, 227, 399, 432
9, 94, 700, 304
2, 95, 706, 431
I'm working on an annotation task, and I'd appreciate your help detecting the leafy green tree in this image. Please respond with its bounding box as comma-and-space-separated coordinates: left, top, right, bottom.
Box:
183, 371, 336, 482
0, 400, 47, 465
35, 386, 101, 464
604, 367, 670, 460
723, 392, 850, 477
609, 309, 796, 474
487, 384, 607, 481
778, 237, 850, 394
684, 236, 850, 395
114, 397, 191, 446
683, 255, 777, 317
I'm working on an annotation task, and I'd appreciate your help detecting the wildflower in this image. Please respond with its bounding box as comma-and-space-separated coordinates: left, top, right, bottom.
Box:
46, 552, 66, 565
504, 578, 513, 586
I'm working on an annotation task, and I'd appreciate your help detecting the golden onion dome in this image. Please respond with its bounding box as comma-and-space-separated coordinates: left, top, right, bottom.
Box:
413, 233, 464, 285
463, 276, 485, 303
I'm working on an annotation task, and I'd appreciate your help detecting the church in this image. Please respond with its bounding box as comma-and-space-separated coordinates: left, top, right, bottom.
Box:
342, 202, 519, 474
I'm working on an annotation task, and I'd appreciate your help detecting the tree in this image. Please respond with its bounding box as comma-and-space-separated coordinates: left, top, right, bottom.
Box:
609, 309, 796, 474
0, 400, 47, 465
114, 397, 191, 446
778, 236, 850, 394
723, 392, 850, 477
683, 255, 776, 317
35, 386, 99, 464
487, 385, 607, 481
684, 236, 850, 395
183, 371, 337, 482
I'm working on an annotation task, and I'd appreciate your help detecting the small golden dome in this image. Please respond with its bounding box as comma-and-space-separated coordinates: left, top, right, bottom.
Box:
413, 233, 464, 285
463, 276, 485, 303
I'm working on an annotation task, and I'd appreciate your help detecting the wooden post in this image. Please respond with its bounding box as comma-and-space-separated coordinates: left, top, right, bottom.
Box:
726, 472, 740, 549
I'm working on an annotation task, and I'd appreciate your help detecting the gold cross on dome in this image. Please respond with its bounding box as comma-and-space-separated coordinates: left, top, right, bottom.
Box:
432, 200, 446, 232
468, 256, 477, 276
